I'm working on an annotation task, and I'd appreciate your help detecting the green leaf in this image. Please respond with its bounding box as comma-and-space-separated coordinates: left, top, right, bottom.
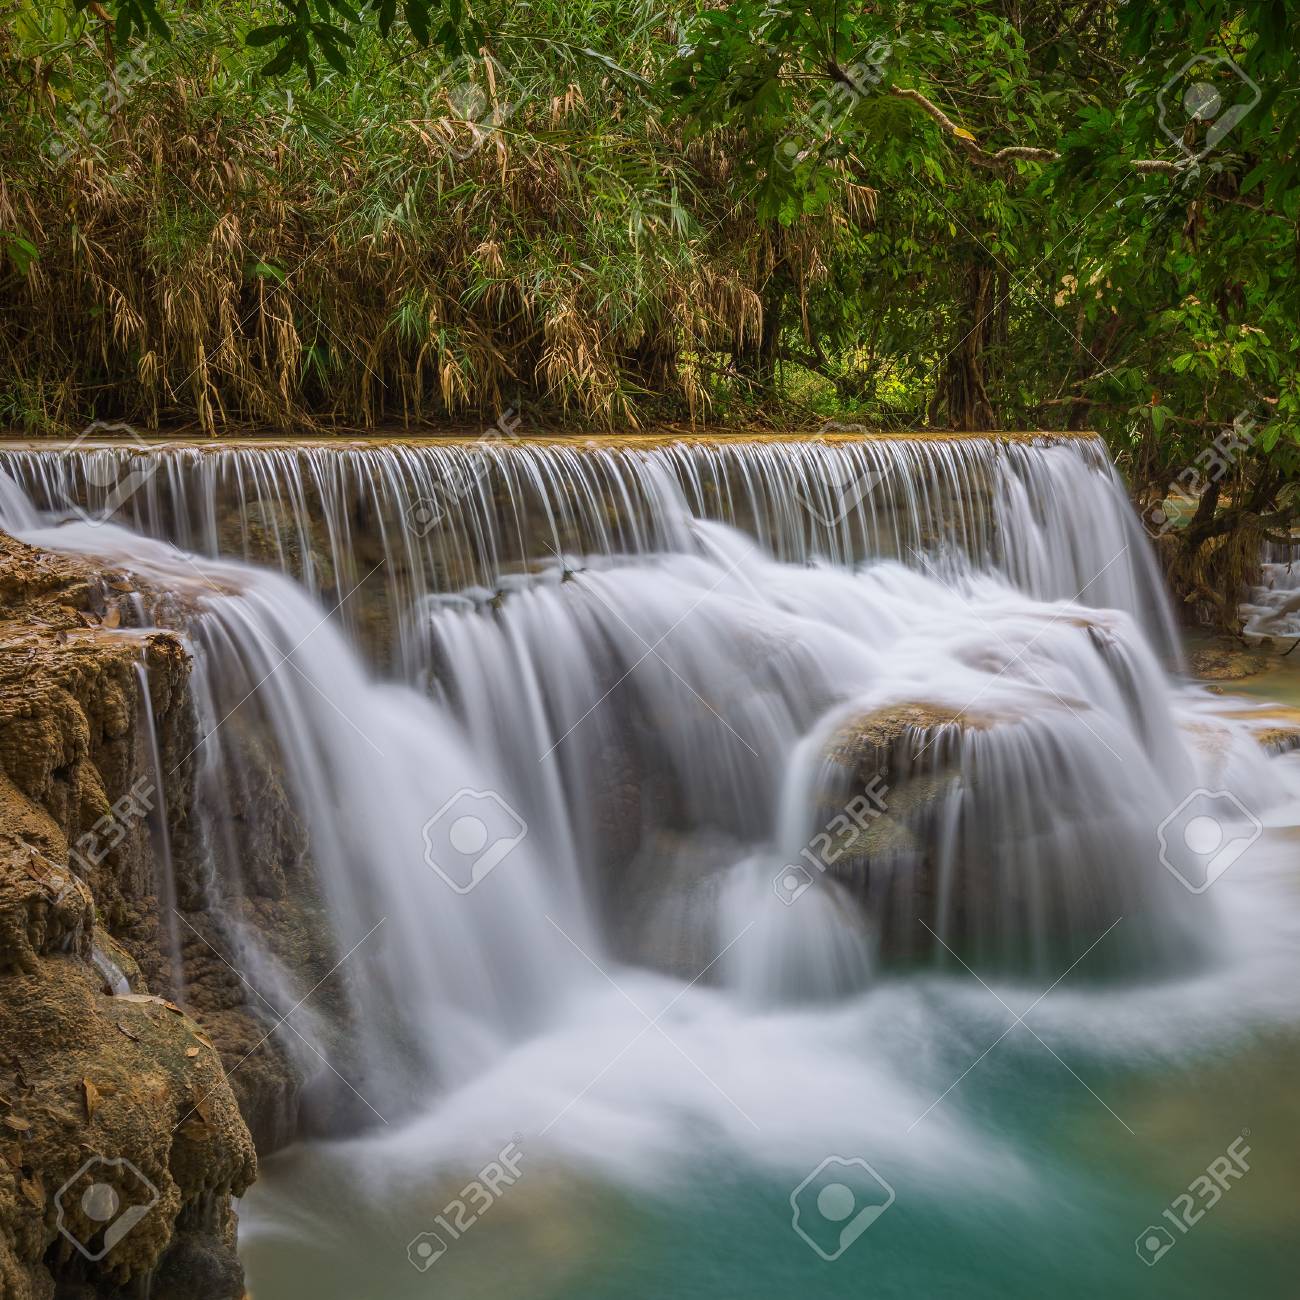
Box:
2, 234, 39, 277
317, 36, 350, 74
374, 0, 397, 37
247, 260, 287, 283
246, 24, 289, 47
403, 0, 430, 45
261, 45, 297, 77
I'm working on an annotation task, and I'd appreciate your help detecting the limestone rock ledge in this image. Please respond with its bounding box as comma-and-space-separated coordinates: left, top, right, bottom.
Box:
817, 703, 982, 961
0, 533, 256, 1300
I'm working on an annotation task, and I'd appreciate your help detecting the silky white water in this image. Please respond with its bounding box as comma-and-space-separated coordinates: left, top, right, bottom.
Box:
3, 436, 1298, 1298
1242, 539, 1300, 640
0, 434, 1181, 669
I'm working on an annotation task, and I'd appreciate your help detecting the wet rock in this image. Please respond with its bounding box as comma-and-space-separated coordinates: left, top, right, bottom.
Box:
1257, 719, 1300, 755
0, 958, 255, 1300
814, 696, 1170, 974
1187, 640, 1274, 682
1216, 703, 1300, 756
816, 703, 983, 963
0, 533, 255, 1299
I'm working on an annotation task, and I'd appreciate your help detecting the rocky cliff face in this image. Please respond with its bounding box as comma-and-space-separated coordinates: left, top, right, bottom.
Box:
0, 533, 257, 1300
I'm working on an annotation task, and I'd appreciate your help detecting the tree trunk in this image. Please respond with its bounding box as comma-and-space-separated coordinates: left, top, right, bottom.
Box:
931, 260, 1002, 430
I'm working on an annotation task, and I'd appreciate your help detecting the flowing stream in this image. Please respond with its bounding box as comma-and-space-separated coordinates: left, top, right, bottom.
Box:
2, 434, 1298, 1299
1242, 538, 1300, 641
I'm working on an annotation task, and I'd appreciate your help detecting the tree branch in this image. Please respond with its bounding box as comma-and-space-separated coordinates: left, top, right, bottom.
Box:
887, 87, 1056, 169
887, 85, 1208, 177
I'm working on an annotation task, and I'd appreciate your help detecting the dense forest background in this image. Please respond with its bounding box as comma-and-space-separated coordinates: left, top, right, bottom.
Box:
1, 0, 1297, 615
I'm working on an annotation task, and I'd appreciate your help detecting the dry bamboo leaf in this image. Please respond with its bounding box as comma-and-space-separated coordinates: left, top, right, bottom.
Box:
83, 1078, 100, 1121
116, 1022, 141, 1043
2, 1116, 31, 1133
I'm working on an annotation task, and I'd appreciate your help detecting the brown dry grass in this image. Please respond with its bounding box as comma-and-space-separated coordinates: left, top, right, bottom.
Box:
0, 15, 868, 436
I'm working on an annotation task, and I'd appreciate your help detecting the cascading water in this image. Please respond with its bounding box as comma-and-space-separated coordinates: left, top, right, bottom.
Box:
12, 514, 597, 1111
1242, 537, 1300, 640
426, 526, 1209, 987
3, 433, 1298, 1300
0, 433, 1180, 671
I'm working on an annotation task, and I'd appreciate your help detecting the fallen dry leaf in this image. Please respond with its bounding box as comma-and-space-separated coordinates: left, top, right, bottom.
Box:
180, 1117, 209, 1141
83, 1078, 100, 1122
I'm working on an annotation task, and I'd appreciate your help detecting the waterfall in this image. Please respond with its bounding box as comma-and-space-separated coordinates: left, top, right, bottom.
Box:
0, 433, 1180, 671
1242, 536, 1300, 639
7, 439, 1300, 1300
3, 432, 1294, 1233
13, 511, 596, 1112
423, 520, 1206, 986
0, 463, 37, 530
0, 435, 1252, 1003
133, 659, 182, 990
